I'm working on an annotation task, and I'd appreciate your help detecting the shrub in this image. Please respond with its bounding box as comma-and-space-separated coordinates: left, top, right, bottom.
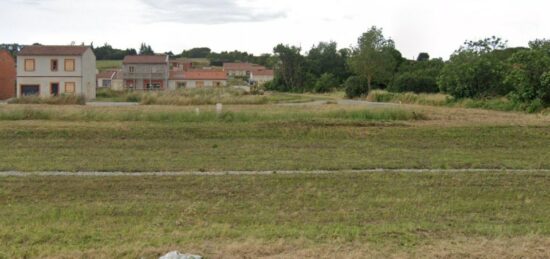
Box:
389, 72, 439, 93
344, 76, 368, 98
8, 95, 86, 105
313, 73, 339, 93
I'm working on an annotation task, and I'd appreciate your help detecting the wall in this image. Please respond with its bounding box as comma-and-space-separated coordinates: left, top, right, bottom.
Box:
16, 77, 83, 97
0, 51, 16, 99
169, 80, 227, 89
81, 48, 97, 99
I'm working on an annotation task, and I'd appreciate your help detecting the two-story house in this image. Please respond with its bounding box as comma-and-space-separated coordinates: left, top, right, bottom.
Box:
122, 55, 169, 90
16, 45, 97, 99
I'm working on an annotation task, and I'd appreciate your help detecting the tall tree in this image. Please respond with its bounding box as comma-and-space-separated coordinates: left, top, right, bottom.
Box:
348, 26, 400, 90
139, 43, 154, 55
273, 44, 306, 91
417, 52, 430, 61
306, 41, 350, 83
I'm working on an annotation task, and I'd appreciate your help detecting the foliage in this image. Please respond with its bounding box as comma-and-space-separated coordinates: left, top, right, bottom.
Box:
306, 41, 351, 84
344, 76, 369, 98
505, 46, 550, 106
181, 47, 212, 58
93, 43, 137, 60
416, 52, 430, 61
138, 43, 154, 55
313, 73, 339, 93
438, 42, 517, 98
348, 26, 402, 90
0, 43, 23, 57
389, 58, 444, 93
272, 44, 306, 91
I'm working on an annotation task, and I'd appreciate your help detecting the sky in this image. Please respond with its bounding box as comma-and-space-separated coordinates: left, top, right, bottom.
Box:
1, 0, 549, 59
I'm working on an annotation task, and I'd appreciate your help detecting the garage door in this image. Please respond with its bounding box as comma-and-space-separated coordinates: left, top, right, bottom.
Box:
21, 85, 40, 96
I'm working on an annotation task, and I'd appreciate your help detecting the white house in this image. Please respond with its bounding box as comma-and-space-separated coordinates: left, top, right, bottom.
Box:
16, 45, 97, 99
250, 69, 274, 86
169, 70, 228, 89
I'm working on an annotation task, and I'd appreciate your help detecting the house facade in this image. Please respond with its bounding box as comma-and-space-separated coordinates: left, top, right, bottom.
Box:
223, 62, 266, 78
250, 69, 274, 86
122, 55, 169, 91
16, 45, 97, 99
0, 50, 16, 100
96, 70, 117, 88
169, 70, 227, 89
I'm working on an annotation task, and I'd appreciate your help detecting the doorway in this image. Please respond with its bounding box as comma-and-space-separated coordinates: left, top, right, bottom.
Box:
50, 83, 59, 96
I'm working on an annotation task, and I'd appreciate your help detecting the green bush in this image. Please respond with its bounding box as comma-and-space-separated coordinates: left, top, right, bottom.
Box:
344, 76, 368, 98
8, 95, 86, 105
389, 72, 439, 93
314, 73, 339, 93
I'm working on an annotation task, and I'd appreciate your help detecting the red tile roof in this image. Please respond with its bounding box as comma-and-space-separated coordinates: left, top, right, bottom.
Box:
223, 62, 265, 71
123, 55, 168, 64
251, 69, 274, 76
170, 70, 227, 80
18, 45, 90, 56
96, 70, 117, 79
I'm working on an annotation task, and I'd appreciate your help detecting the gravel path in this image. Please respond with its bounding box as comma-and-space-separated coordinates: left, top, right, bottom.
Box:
1, 169, 549, 177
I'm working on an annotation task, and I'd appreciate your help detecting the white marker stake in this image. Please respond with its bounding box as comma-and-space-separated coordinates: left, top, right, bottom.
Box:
195, 108, 200, 115
216, 103, 223, 115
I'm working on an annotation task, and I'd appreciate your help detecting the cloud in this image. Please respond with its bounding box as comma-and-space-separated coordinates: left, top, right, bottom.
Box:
139, 0, 286, 24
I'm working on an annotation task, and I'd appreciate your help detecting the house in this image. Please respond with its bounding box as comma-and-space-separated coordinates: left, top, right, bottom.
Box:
250, 69, 274, 86
16, 45, 97, 99
96, 70, 117, 88
122, 55, 169, 91
223, 62, 266, 78
169, 70, 227, 89
0, 50, 16, 100
111, 70, 124, 91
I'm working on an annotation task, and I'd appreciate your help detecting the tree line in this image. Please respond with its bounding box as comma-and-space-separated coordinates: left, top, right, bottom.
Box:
266, 27, 550, 111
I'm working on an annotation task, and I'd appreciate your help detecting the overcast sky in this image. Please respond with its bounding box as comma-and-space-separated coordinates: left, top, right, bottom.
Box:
1, 0, 549, 59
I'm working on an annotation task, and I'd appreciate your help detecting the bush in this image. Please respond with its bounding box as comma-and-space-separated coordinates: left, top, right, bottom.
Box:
389, 72, 439, 93
344, 76, 368, 98
313, 73, 339, 93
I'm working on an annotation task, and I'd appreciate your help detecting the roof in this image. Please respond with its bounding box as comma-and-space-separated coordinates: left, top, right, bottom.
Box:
18, 45, 90, 56
96, 70, 117, 79
223, 62, 265, 71
123, 55, 168, 64
251, 69, 274, 76
170, 70, 227, 80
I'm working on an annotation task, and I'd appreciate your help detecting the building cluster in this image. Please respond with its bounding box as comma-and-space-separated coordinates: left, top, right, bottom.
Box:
0, 45, 275, 100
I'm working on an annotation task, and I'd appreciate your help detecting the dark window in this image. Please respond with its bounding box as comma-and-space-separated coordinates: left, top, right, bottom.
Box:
21, 85, 39, 96
129, 66, 135, 73
51, 59, 58, 71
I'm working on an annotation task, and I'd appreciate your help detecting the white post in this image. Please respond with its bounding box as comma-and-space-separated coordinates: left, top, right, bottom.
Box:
216, 103, 223, 115
195, 108, 200, 115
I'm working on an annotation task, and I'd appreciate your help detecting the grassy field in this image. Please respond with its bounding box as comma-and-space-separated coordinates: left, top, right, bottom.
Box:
1, 172, 550, 258
0, 103, 549, 172
96, 60, 122, 71
1, 98, 550, 257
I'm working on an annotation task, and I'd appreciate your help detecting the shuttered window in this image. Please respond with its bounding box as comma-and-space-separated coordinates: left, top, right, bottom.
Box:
24, 59, 35, 71
64, 59, 75, 72
65, 82, 76, 93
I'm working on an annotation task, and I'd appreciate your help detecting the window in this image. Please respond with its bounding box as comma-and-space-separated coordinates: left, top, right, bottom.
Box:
129, 66, 135, 73
146, 83, 161, 90
64, 59, 75, 72
24, 59, 35, 71
21, 85, 39, 96
177, 82, 186, 89
214, 81, 221, 87
51, 59, 58, 71
196, 81, 204, 88
64, 82, 76, 94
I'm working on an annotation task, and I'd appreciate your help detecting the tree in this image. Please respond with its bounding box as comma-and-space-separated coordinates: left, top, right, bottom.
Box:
181, 47, 211, 58
389, 58, 444, 93
505, 48, 550, 105
314, 73, 339, 93
348, 26, 400, 91
438, 37, 514, 98
305, 42, 350, 83
417, 52, 430, 61
139, 43, 154, 55
272, 44, 306, 91
344, 76, 368, 98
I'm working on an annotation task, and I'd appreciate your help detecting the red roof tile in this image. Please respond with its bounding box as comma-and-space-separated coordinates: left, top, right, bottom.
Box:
170, 70, 227, 80
18, 45, 90, 56
251, 69, 274, 76
96, 70, 117, 79
123, 55, 168, 64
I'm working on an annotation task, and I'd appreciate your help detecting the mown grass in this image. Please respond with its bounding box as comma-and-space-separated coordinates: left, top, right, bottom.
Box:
0, 108, 547, 171
1, 172, 550, 258
96, 60, 122, 71
95, 88, 324, 105
7, 95, 86, 105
